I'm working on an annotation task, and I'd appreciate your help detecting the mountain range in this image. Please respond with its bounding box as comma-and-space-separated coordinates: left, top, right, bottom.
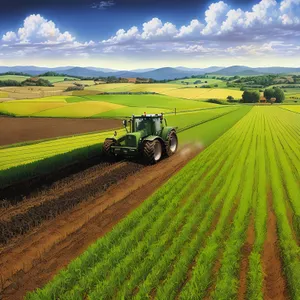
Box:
1, 65, 300, 80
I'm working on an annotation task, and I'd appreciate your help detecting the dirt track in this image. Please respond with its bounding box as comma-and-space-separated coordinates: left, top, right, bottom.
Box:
0, 117, 121, 146
0, 146, 199, 299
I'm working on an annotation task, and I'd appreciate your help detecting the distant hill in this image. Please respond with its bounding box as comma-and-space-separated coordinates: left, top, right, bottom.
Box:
1, 65, 300, 80
209, 65, 300, 76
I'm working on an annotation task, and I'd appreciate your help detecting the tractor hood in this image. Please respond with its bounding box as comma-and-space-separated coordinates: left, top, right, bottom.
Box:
116, 131, 143, 148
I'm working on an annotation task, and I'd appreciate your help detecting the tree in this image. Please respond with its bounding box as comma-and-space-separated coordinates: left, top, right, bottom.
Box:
264, 87, 285, 103
264, 88, 274, 101
273, 87, 285, 103
242, 90, 260, 103
227, 95, 234, 101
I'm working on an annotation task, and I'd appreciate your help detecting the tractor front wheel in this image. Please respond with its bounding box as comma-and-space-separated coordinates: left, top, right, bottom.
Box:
143, 140, 162, 164
103, 139, 116, 157
165, 131, 178, 157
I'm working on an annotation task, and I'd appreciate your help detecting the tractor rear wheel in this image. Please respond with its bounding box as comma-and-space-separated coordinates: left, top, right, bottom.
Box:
103, 139, 115, 157
165, 130, 178, 157
143, 140, 162, 164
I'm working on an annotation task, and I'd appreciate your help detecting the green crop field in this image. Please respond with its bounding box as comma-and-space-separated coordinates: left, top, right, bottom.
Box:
39, 76, 78, 83
0, 75, 30, 82
26, 106, 300, 299
81, 94, 219, 109
0, 106, 248, 187
0, 129, 124, 173
0, 94, 222, 118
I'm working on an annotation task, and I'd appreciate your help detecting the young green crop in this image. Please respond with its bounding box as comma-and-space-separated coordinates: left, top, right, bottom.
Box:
26, 106, 300, 299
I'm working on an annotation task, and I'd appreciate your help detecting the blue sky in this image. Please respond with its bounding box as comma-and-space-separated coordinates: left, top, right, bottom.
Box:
0, 0, 300, 69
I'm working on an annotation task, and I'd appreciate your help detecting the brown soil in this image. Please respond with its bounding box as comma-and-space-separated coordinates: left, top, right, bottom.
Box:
262, 193, 289, 300
0, 145, 199, 300
238, 215, 255, 300
0, 117, 121, 146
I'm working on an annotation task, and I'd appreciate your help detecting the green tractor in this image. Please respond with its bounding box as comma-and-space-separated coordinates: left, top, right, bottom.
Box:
103, 113, 178, 164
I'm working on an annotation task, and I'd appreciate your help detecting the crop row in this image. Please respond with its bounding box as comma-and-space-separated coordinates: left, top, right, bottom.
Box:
26, 105, 252, 299
26, 106, 300, 299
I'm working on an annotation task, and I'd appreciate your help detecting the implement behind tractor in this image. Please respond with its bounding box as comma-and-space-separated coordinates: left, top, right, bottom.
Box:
103, 113, 178, 164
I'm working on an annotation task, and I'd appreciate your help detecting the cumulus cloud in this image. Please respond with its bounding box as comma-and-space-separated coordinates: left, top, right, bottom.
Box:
2, 31, 17, 42
176, 20, 204, 38
202, 1, 230, 35
1, 0, 300, 62
2, 14, 75, 44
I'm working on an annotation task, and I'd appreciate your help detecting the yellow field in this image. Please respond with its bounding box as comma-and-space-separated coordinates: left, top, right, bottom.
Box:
32, 101, 124, 117
0, 92, 8, 98
86, 83, 181, 93
0, 102, 67, 116
0, 86, 69, 100
85, 83, 241, 100
162, 88, 243, 100
282, 105, 300, 113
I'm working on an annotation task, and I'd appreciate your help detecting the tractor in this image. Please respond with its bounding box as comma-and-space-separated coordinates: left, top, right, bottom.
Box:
103, 113, 178, 164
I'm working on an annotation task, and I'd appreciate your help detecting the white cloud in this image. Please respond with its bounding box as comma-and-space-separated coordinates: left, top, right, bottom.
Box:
202, 1, 230, 35
176, 20, 204, 38
1, 0, 300, 64
141, 18, 178, 40
2, 14, 75, 44
2, 31, 17, 42
103, 26, 139, 44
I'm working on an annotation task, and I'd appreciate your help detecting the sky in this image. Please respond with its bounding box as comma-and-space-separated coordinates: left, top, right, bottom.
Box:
0, 0, 300, 69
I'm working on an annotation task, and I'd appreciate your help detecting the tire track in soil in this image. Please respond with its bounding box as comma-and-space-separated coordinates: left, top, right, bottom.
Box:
0, 161, 142, 245
0, 161, 118, 221
262, 192, 289, 300
0, 146, 199, 300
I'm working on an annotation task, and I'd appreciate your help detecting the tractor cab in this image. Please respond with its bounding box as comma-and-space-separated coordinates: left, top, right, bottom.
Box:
103, 113, 178, 164
130, 114, 165, 136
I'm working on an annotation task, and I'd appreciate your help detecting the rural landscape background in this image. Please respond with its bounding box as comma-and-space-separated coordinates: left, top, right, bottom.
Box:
0, 0, 300, 299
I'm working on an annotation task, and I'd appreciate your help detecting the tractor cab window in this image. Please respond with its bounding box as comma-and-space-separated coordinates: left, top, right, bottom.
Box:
135, 118, 146, 131
153, 117, 161, 134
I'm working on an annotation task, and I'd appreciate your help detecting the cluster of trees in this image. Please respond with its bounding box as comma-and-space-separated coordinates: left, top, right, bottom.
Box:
0, 78, 53, 87
264, 87, 285, 102
241, 87, 285, 103
235, 75, 278, 87
0, 71, 32, 76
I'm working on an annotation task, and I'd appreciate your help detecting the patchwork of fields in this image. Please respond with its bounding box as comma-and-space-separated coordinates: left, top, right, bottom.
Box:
0, 94, 221, 118
25, 106, 300, 299
1, 78, 300, 300
85, 83, 242, 100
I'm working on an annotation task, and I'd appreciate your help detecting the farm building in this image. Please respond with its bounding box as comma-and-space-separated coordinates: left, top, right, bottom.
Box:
127, 78, 137, 83
259, 96, 267, 103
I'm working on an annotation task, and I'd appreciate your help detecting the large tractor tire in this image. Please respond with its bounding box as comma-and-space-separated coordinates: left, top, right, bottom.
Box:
103, 138, 116, 157
165, 130, 178, 157
143, 139, 163, 164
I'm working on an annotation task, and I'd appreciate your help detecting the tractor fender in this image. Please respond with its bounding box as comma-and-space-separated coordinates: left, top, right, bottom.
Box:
161, 127, 177, 141
143, 135, 164, 143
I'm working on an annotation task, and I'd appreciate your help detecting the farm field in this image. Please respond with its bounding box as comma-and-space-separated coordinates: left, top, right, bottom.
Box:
168, 77, 228, 88
281, 105, 300, 113
0, 75, 29, 82
0, 105, 251, 299
22, 106, 300, 299
39, 76, 78, 83
0, 94, 222, 118
85, 83, 241, 100
0, 117, 121, 146
162, 87, 243, 100
0, 105, 243, 174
